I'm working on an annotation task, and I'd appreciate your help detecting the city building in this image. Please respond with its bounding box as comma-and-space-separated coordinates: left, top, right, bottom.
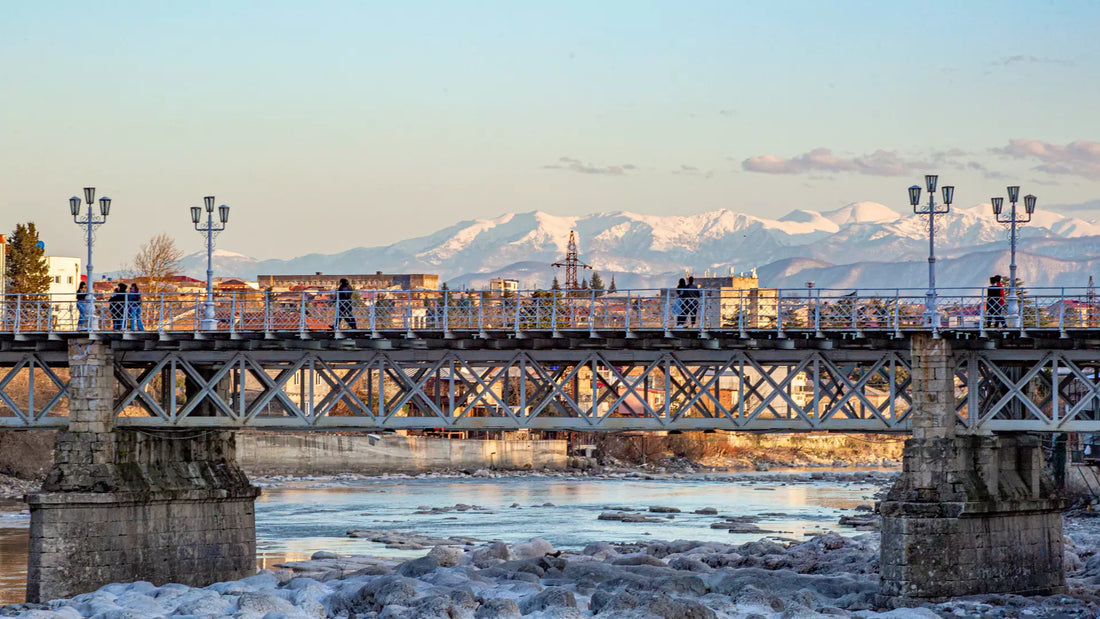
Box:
258, 271, 439, 291
43, 256, 82, 327
672, 269, 780, 329
488, 278, 519, 295
46, 257, 82, 297
215, 278, 260, 292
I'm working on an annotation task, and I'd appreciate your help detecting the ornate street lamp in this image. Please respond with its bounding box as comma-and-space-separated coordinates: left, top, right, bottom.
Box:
190, 195, 230, 330
908, 174, 954, 328
991, 186, 1037, 326
69, 187, 112, 331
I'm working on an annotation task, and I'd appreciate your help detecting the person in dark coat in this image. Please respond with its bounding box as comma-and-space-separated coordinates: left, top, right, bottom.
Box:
75, 281, 88, 329
685, 276, 701, 326
128, 283, 144, 331
336, 278, 358, 330
986, 275, 1006, 327
674, 278, 688, 326
109, 283, 127, 330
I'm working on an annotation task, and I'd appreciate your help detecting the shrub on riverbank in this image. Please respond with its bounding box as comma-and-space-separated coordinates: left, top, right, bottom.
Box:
0, 430, 54, 480
593, 432, 903, 469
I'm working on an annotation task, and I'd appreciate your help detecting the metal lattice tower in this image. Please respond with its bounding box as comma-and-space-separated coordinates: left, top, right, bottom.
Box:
1089, 276, 1096, 327
551, 230, 591, 289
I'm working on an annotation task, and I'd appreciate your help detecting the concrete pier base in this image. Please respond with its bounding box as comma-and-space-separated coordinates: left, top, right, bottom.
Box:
25, 341, 259, 603
878, 335, 1065, 604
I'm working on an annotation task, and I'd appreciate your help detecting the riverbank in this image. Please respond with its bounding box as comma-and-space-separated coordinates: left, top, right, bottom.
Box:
3, 469, 1096, 616
4, 516, 1099, 618
0, 430, 903, 490
0, 476, 36, 502
0, 452, 900, 501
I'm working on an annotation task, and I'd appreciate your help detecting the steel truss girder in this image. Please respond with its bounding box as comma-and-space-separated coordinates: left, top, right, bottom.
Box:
0, 353, 69, 426
5, 348, 1100, 432
101, 349, 915, 431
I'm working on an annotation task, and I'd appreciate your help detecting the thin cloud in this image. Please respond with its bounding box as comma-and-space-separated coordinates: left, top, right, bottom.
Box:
1048, 199, 1100, 212
543, 157, 637, 176
989, 55, 1073, 68
672, 164, 715, 179
742, 148, 926, 176
993, 139, 1100, 179
963, 160, 1007, 180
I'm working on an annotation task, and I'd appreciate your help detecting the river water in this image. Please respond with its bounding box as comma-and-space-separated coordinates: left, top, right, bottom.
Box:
0, 470, 889, 605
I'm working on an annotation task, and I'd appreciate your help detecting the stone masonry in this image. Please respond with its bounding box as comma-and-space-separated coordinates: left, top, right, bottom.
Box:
879, 334, 1065, 603
25, 340, 259, 603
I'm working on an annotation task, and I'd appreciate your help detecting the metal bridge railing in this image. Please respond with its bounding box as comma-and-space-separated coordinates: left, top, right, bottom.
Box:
2, 287, 1098, 335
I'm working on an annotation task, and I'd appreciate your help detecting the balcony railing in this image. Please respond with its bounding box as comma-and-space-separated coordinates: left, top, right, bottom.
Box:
1, 287, 1097, 335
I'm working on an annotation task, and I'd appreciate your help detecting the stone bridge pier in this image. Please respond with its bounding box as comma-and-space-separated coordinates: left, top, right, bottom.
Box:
25, 340, 259, 603
879, 334, 1066, 604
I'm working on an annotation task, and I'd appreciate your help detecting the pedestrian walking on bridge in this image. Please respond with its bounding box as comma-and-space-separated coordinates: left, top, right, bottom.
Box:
128, 283, 145, 331
109, 283, 127, 330
986, 275, 1006, 327
336, 278, 358, 330
685, 276, 701, 327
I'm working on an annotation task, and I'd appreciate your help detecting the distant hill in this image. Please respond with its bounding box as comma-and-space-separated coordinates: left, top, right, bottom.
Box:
176, 203, 1100, 291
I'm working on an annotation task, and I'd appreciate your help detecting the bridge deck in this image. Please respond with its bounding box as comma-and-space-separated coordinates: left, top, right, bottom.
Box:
1, 328, 1098, 433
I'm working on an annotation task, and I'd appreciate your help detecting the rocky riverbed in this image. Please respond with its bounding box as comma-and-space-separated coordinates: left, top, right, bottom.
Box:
5, 516, 1100, 619
0, 475, 36, 502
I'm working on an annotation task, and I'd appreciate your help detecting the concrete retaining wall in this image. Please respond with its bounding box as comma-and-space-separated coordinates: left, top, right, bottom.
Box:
237, 432, 569, 475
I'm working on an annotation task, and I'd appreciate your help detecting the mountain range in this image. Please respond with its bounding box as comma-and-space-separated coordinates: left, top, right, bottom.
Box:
179, 202, 1100, 291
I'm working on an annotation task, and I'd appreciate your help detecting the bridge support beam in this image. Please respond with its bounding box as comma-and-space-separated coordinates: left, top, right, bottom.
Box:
879, 334, 1065, 604
25, 340, 259, 603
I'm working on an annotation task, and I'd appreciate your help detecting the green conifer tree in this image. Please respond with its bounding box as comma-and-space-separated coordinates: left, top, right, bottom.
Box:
551, 276, 561, 291
608, 275, 617, 292
6, 223, 50, 294
590, 271, 605, 297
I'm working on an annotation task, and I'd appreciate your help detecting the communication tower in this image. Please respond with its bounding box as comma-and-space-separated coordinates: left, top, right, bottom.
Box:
551, 230, 591, 290
1089, 275, 1096, 327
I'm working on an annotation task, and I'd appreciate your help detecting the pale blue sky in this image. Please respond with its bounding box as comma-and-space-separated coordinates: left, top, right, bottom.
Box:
2, 1, 1098, 267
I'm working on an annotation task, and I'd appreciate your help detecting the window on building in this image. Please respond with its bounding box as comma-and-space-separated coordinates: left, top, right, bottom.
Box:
54, 276, 61, 283
67, 276, 73, 284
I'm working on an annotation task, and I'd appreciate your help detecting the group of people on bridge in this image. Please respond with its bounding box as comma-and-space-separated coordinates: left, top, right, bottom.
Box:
76, 281, 146, 331
672, 276, 701, 327
986, 275, 1007, 327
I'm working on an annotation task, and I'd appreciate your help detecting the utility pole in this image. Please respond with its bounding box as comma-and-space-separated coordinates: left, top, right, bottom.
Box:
551, 230, 591, 290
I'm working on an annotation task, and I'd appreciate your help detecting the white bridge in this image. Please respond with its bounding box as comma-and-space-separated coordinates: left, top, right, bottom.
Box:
2, 286, 1099, 337
1, 287, 1099, 433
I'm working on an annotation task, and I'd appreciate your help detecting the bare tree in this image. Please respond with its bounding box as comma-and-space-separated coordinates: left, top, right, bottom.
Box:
133, 233, 183, 293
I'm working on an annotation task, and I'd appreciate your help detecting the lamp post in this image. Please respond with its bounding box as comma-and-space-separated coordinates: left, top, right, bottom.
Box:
990, 186, 1037, 326
69, 187, 111, 331
907, 174, 954, 327
190, 196, 230, 330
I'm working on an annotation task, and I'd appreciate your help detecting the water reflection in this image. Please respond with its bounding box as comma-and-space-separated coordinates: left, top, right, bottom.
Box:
0, 528, 28, 605
255, 476, 882, 562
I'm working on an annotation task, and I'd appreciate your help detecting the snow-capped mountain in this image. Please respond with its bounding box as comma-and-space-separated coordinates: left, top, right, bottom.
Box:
187, 203, 1100, 290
